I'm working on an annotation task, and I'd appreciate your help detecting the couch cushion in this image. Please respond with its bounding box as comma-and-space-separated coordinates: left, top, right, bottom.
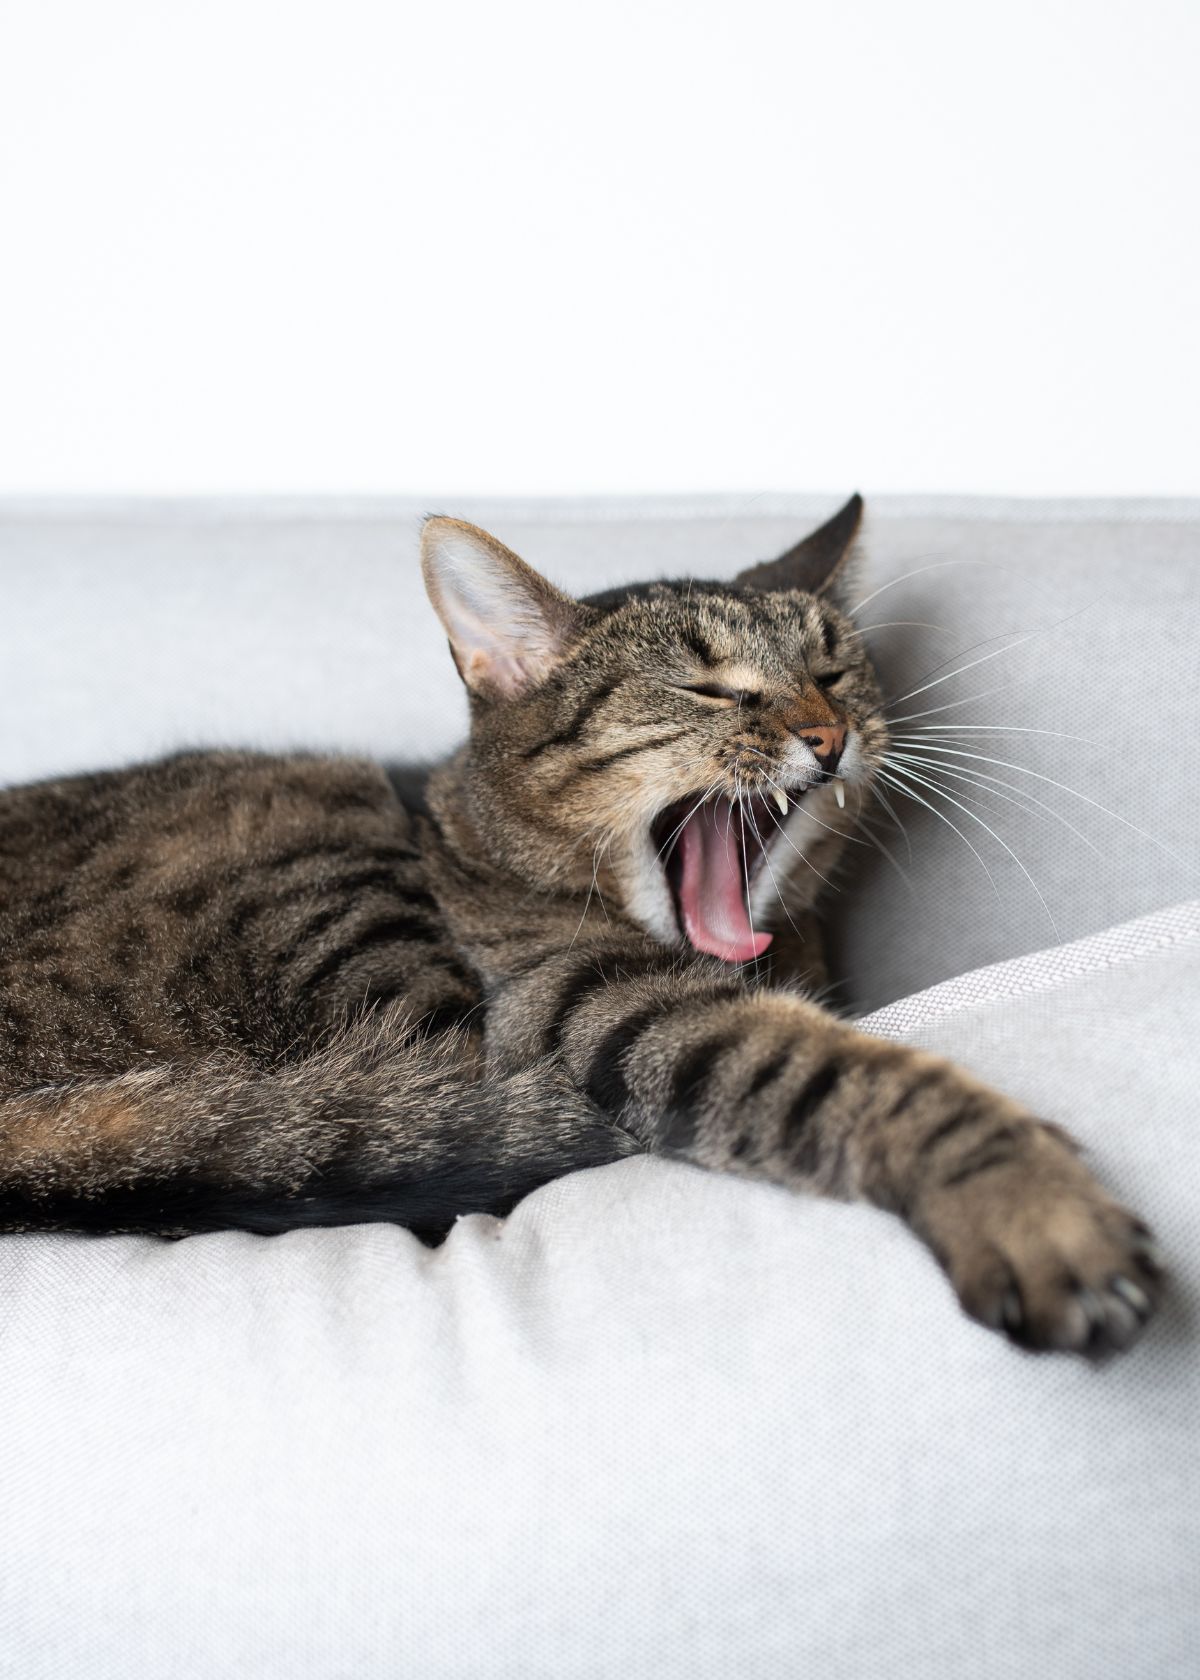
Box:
1, 495, 1195, 1008
2, 900, 1197, 1679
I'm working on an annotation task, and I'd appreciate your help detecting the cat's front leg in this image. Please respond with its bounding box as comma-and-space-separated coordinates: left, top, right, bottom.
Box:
489, 945, 1164, 1354
656, 1001, 1164, 1355
657, 997, 1165, 1354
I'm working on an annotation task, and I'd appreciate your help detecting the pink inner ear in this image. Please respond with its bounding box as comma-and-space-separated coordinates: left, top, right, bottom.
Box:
466, 646, 544, 699
424, 520, 579, 698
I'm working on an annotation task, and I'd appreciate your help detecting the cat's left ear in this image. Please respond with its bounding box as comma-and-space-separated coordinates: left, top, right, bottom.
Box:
421, 517, 582, 698
734, 493, 864, 596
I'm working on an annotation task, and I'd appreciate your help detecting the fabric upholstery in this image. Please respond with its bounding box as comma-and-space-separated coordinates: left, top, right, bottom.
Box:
2, 901, 1197, 1679
0, 495, 1195, 1010
0, 498, 1196, 1677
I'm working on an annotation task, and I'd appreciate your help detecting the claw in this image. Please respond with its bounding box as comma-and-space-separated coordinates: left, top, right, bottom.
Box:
1110, 1275, 1153, 1321
1001, 1284, 1024, 1335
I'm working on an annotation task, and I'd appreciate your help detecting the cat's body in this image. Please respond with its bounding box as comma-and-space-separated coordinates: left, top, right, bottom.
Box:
0, 500, 1163, 1353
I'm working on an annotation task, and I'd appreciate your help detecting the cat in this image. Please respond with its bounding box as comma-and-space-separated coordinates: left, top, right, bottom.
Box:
0, 496, 1163, 1355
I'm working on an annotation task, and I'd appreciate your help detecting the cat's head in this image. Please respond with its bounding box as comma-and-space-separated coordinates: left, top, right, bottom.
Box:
421, 498, 888, 963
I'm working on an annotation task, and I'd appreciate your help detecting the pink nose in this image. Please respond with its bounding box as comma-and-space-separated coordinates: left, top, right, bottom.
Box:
796, 725, 846, 772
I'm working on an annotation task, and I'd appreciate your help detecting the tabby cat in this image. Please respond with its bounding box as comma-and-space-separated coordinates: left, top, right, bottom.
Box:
0, 497, 1163, 1355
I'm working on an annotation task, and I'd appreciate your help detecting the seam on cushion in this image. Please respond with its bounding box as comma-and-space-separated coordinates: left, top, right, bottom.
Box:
3, 495, 1200, 527
856, 901, 1200, 1040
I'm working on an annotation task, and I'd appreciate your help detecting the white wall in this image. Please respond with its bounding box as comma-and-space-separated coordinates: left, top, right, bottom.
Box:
1, 0, 1196, 498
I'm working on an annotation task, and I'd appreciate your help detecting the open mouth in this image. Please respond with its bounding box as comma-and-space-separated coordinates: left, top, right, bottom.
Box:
652, 790, 798, 965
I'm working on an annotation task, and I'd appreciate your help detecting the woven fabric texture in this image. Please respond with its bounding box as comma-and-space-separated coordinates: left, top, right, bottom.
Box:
1, 906, 1197, 1680
0, 495, 1196, 1008
858, 898, 1200, 1035
0, 499, 1196, 1677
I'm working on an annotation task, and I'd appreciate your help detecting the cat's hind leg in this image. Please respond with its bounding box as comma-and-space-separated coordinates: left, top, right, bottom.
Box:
0, 1003, 639, 1239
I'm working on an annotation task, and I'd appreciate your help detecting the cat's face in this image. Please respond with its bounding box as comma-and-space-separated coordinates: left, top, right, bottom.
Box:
422, 500, 888, 964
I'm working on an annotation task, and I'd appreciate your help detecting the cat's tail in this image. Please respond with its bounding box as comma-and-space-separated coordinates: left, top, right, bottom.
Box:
0, 1004, 640, 1239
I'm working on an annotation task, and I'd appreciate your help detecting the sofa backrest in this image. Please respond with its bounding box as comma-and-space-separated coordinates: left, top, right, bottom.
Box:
1, 495, 1195, 1009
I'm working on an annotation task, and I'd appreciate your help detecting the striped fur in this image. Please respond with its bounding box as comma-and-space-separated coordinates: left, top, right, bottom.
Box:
0, 501, 1163, 1353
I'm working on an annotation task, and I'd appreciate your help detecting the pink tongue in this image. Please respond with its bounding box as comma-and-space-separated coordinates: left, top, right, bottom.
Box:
676, 804, 773, 964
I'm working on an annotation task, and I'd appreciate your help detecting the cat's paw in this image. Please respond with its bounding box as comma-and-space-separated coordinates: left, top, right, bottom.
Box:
924, 1133, 1165, 1356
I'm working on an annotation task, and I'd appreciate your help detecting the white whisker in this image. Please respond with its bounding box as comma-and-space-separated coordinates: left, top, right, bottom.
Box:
847, 557, 1014, 617
894, 724, 1100, 746
888, 742, 1189, 866
876, 767, 1003, 903
736, 780, 769, 981
762, 805, 842, 890
885, 599, 1103, 712
758, 768, 870, 849
846, 620, 957, 638
886, 685, 1013, 726
568, 834, 614, 951
886, 629, 1048, 711
741, 784, 805, 943
885, 749, 1105, 860
857, 798, 918, 895
882, 761, 1059, 935
869, 780, 914, 864
655, 775, 724, 863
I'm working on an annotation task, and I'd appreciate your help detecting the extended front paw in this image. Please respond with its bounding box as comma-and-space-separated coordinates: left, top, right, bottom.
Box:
918, 1126, 1165, 1356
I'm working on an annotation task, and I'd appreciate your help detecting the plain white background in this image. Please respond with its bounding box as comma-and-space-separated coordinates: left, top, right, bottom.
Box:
1, 0, 1197, 498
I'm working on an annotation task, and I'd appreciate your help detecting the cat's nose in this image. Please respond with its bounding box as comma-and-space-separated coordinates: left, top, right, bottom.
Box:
796, 724, 846, 773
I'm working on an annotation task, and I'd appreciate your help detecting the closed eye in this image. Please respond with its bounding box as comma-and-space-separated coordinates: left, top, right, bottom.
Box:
815, 670, 847, 690
676, 681, 762, 706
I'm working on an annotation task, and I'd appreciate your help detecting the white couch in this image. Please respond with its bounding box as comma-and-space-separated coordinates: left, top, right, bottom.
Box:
1, 496, 1196, 1679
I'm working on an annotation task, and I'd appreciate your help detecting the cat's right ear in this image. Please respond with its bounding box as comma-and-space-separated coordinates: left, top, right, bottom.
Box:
420, 517, 582, 699
734, 494, 864, 597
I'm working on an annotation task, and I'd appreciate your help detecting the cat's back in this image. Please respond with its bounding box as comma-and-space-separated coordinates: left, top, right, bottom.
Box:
0, 751, 468, 1084
0, 749, 413, 916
